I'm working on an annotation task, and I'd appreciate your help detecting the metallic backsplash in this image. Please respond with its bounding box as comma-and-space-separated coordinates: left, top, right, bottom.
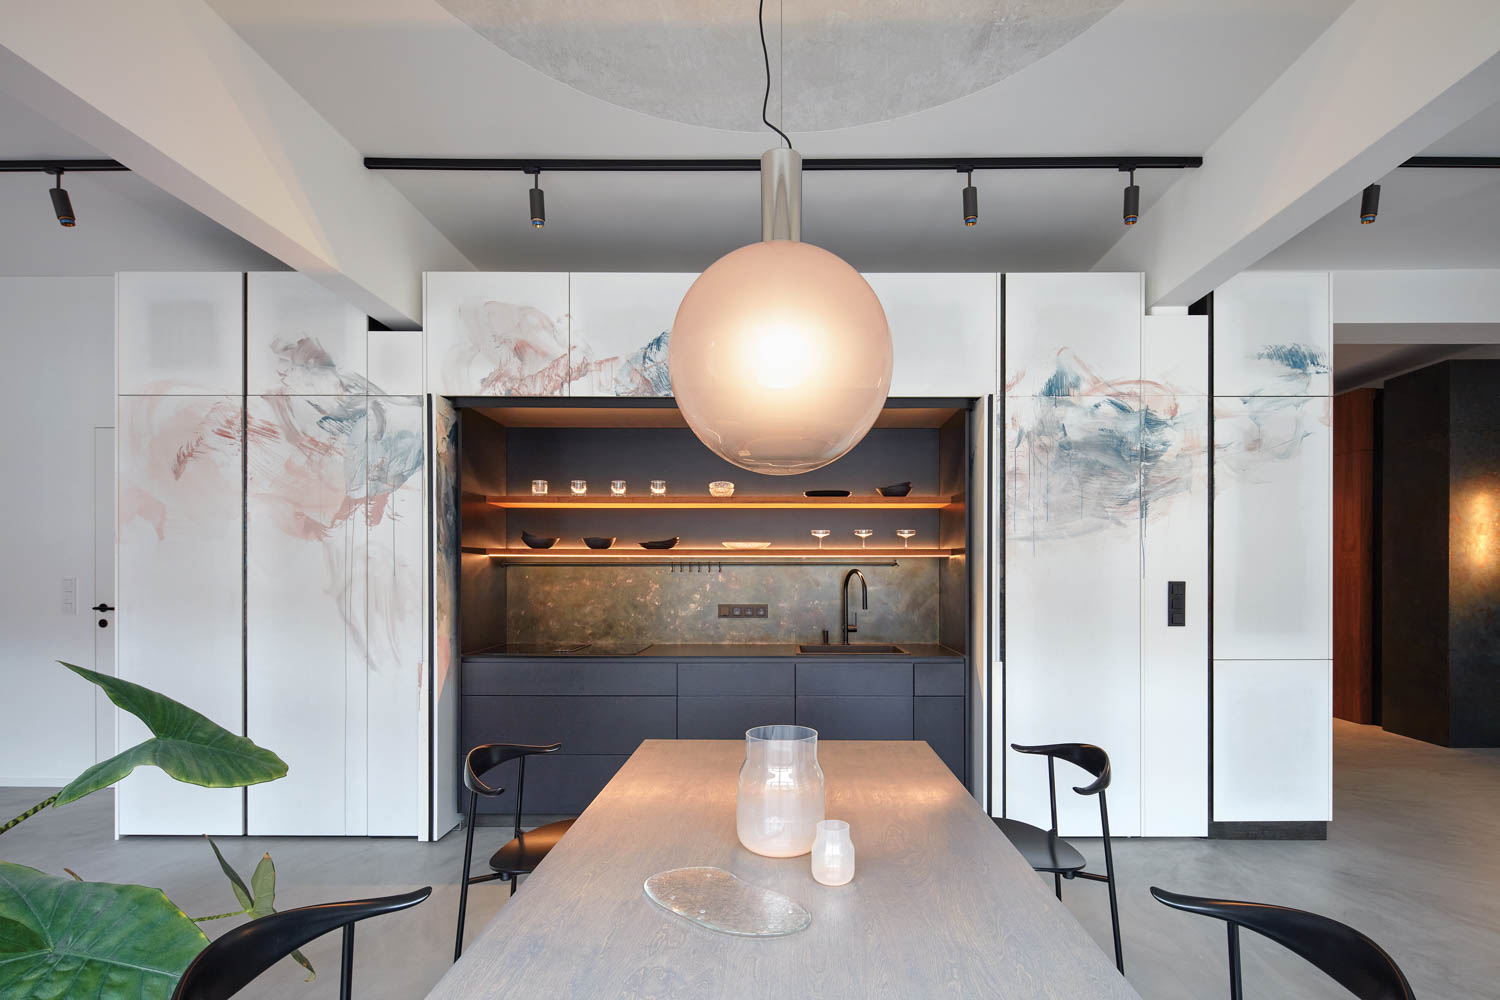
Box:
505, 560, 939, 645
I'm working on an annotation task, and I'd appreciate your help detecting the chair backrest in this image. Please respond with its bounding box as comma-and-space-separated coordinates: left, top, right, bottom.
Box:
1150, 887, 1415, 1000
172, 887, 431, 1000
1011, 742, 1111, 795
463, 742, 562, 796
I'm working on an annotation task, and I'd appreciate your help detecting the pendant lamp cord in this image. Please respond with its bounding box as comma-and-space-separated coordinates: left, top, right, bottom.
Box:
759, 0, 792, 149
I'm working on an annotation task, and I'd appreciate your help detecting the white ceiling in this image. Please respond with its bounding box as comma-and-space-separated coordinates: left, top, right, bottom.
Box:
201, 0, 1351, 271
0, 90, 284, 276
1256, 100, 1500, 273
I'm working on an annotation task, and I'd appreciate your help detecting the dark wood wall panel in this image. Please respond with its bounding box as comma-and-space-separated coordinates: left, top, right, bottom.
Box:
1333, 389, 1378, 723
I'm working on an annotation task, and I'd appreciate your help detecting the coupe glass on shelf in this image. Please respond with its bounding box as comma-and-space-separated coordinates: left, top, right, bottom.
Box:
853, 529, 874, 549
896, 529, 916, 548
810, 529, 831, 549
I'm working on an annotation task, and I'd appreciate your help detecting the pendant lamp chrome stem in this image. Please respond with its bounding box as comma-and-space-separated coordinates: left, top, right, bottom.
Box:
761, 146, 802, 242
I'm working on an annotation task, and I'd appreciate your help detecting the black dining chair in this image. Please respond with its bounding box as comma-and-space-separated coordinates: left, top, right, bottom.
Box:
454, 741, 576, 960
1150, 887, 1415, 1000
172, 887, 431, 1000
995, 742, 1123, 972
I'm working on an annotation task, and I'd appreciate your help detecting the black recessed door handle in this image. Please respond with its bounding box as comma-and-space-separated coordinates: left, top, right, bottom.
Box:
91, 603, 114, 612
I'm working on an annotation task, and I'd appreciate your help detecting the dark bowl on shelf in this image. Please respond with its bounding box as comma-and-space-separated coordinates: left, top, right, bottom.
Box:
638, 537, 679, 550
878, 482, 913, 497
804, 489, 852, 497
583, 536, 616, 550
521, 531, 558, 549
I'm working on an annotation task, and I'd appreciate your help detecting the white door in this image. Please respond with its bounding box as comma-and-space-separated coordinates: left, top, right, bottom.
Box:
93, 427, 115, 763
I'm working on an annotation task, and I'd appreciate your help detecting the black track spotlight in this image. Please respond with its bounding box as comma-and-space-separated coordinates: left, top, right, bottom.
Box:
961, 169, 978, 227
1122, 169, 1139, 226
1360, 182, 1380, 224
47, 167, 75, 228
528, 170, 545, 229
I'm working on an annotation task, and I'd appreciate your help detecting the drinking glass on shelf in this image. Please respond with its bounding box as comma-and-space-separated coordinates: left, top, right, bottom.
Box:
853, 529, 874, 549
810, 529, 831, 549
570, 480, 588, 495
650, 480, 667, 496
896, 529, 916, 548
611, 480, 627, 496
531, 479, 549, 495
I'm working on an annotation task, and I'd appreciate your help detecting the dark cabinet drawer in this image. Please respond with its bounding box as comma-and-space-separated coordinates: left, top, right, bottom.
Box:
679, 696, 795, 740
914, 697, 966, 782
679, 660, 795, 696
914, 660, 966, 697
796, 696, 913, 740
463, 696, 676, 755
796, 661, 912, 697
463, 659, 676, 696
470, 754, 630, 817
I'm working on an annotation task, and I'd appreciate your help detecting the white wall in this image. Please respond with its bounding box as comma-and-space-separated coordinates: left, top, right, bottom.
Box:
0, 276, 115, 785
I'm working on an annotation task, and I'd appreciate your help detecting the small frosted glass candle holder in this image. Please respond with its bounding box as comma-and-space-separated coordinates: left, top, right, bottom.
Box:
611, 480, 627, 496
811, 820, 855, 886
709, 481, 735, 498
531, 480, 548, 495
650, 480, 667, 496
570, 480, 587, 495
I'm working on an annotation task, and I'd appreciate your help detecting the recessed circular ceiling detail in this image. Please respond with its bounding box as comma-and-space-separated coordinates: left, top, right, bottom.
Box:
437, 0, 1123, 131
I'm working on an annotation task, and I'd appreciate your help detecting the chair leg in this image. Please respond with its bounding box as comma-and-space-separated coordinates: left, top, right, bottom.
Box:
339, 924, 355, 1000
1054, 873, 1062, 900
1227, 923, 1243, 1000
1098, 791, 1123, 974
508, 875, 517, 897
454, 793, 480, 962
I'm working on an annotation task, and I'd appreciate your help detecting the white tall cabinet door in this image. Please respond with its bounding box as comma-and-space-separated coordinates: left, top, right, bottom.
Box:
117, 272, 244, 396
246, 394, 367, 835
116, 393, 245, 835
567, 272, 691, 396
428, 395, 462, 841
424, 272, 569, 397
1003, 272, 1144, 838
364, 395, 426, 836
1211, 271, 1332, 825
247, 273, 368, 395
1213, 660, 1331, 821
864, 273, 997, 397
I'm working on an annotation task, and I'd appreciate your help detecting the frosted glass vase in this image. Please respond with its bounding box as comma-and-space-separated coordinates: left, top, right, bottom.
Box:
811, 819, 855, 886
737, 725, 825, 858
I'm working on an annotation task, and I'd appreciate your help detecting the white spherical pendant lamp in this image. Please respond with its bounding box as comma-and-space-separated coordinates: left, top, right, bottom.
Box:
669, 150, 892, 475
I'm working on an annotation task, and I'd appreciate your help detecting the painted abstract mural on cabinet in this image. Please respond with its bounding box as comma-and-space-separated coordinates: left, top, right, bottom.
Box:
430, 394, 462, 837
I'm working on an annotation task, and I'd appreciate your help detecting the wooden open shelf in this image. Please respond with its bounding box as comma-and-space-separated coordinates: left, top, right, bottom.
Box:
485, 494, 959, 510
471, 546, 955, 562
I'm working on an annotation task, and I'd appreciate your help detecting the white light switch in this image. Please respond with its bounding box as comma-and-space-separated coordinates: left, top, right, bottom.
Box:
61, 577, 76, 615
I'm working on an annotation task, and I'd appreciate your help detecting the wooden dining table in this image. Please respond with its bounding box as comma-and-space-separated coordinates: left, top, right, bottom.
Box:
427, 739, 1142, 999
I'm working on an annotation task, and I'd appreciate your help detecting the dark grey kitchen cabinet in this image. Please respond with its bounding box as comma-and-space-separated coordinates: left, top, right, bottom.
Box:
678, 660, 794, 696
913, 696, 966, 782
796, 696, 914, 740
679, 696, 796, 739
914, 660, 966, 697
465, 658, 675, 696
462, 695, 675, 755
795, 660, 912, 696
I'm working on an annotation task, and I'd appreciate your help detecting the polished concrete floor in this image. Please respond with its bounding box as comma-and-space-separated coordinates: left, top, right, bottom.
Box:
2, 720, 1496, 998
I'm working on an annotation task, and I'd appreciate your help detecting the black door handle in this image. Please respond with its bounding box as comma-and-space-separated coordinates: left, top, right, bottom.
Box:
91, 603, 114, 612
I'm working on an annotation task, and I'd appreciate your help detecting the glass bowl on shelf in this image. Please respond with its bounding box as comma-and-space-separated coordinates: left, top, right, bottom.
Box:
709, 481, 736, 498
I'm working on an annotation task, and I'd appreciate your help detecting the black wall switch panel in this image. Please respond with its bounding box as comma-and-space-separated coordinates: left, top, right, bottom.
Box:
1167, 581, 1186, 627
718, 604, 769, 620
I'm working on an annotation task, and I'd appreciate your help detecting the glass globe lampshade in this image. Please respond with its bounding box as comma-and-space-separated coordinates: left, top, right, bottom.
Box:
668, 240, 892, 475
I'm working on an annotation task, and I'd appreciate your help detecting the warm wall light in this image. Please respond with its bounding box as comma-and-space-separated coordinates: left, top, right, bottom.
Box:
1464, 489, 1496, 570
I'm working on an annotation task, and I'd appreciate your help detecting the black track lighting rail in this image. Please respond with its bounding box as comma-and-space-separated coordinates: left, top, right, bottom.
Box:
0, 159, 128, 172
364, 155, 1203, 173
1400, 156, 1500, 169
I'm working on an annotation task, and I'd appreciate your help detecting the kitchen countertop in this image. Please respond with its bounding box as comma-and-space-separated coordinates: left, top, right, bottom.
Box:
464, 642, 962, 660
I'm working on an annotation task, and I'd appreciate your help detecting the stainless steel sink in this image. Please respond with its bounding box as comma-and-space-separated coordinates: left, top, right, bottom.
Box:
797, 643, 908, 655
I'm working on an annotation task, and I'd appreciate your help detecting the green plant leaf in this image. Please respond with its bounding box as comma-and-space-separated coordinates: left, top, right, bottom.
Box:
249, 854, 275, 917
53, 662, 287, 807
0, 861, 208, 1000
202, 839, 315, 982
